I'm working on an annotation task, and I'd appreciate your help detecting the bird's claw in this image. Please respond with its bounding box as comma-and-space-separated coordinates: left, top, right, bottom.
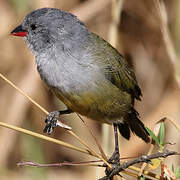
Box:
43, 111, 72, 134
43, 111, 60, 134
103, 150, 120, 179
105, 161, 121, 179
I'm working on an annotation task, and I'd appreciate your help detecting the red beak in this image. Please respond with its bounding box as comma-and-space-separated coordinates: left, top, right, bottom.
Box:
11, 25, 27, 37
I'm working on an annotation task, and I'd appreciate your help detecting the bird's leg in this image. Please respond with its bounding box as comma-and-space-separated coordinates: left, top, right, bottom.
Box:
43, 109, 72, 134
108, 122, 120, 164
105, 123, 120, 178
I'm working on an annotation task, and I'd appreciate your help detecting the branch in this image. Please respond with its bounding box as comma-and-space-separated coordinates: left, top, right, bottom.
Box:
99, 150, 179, 180
17, 160, 102, 167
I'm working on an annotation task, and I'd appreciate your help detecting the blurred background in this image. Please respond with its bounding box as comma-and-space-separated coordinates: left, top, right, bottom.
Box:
0, 0, 180, 179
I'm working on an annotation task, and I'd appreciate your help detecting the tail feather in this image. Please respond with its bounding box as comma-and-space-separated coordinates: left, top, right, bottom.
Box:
125, 108, 150, 143
118, 123, 130, 140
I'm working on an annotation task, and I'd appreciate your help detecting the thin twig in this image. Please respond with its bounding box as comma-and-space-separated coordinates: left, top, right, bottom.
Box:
17, 160, 102, 167
108, 0, 124, 47
68, 130, 111, 168
138, 143, 154, 176
129, 166, 160, 180
164, 164, 176, 180
153, 0, 180, 89
76, 114, 108, 162
153, 0, 177, 65
165, 117, 180, 133
99, 150, 179, 180
0, 120, 160, 179
0, 121, 90, 155
0, 73, 48, 115
161, 162, 165, 180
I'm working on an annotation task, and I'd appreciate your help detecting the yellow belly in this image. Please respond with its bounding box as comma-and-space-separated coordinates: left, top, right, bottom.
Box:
52, 85, 132, 124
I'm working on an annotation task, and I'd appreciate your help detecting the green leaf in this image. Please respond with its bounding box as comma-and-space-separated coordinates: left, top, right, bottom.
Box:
146, 127, 160, 145
172, 164, 175, 173
139, 175, 145, 180
175, 166, 180, 178
158, 122, 165, 146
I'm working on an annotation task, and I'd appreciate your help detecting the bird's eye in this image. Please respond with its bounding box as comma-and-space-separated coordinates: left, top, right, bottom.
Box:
30, 24, 37, 30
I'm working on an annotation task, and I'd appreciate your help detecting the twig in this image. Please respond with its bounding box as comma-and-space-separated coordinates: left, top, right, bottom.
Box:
17, 160, 102, 167
164, 117, 180, 133
0, 119, 160, 179
108, 0, 124, 47
129, 166, 160, 180
0, 121, 90, 155
161, 162, 165, 180
99, 150, 178, 180
164, 164, 176, 180
76, 114, 108, 162
68, 130, 111, 168
0, 73, 48, 117
153, 0, 177, 65
138, 143, 154, 177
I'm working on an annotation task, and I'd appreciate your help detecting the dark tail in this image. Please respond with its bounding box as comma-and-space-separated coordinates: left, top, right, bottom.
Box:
118, 123, 130, 140
118, 108, 150, 143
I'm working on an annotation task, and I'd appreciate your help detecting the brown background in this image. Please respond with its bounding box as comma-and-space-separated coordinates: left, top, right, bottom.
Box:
0, 0, 179, 179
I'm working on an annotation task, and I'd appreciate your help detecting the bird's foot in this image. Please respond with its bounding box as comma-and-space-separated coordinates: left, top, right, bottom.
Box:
108, 150, 120, 164
43, 111, 60, 134
105, 161, 120, 180
104, 150, 120, 179
43, 111, 71, 134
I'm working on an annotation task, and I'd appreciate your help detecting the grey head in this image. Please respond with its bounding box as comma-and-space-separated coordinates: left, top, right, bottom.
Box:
14, 8, 88, 55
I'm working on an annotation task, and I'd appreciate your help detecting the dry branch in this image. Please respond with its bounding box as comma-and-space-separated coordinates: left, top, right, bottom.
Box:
99, 150, 178, 180
17, 160, 101, 167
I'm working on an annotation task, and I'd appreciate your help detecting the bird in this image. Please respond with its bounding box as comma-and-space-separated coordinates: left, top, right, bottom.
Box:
11, 7, 150, 167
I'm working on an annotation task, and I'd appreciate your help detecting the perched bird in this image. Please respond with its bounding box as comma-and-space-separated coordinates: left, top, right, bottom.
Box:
11, 8, 150, 165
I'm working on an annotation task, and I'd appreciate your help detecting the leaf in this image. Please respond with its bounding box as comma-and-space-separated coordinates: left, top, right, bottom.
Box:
146, 127, 160, 145
148, 158, 162, 170
175, 166, 180, 178
158, 122, 165, 146
139, 175, 146, 180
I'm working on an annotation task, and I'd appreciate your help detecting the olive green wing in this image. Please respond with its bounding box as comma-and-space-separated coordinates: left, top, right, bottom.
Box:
103, 54, 142, 101
90, 33, 142, 101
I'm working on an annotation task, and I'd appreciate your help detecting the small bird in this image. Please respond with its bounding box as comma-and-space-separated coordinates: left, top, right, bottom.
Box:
11, 8, 150, 166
